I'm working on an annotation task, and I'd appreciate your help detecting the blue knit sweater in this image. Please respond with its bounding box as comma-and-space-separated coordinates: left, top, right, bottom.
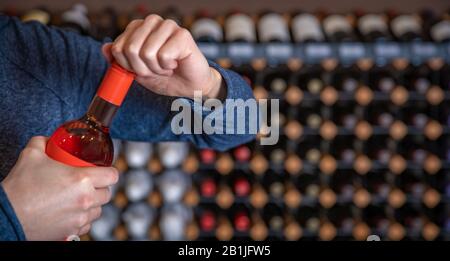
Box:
0, 15, 255, 240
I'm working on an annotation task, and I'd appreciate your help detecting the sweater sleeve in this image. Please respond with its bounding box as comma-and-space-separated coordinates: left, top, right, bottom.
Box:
0, 185, 26, 240
0, 15, 256, 152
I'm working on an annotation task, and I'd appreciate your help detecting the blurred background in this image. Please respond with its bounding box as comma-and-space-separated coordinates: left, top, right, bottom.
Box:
1, 0, 450, 241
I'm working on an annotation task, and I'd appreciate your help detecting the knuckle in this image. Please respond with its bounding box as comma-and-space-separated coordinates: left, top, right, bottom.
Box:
158, 50, 172, 61
125, 43, 140, 57
178, 28, 191, 39
163, 19, 178, 29
145, 14, 162, 23
141, 49, 156, 61
78, 193, 94, 210
111, 45, 122, 56
127, 19, 143, 29
109, 168, 119, 184
21, 147, 42, 160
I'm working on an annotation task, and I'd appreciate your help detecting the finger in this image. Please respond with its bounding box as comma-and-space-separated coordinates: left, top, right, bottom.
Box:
82, 167, 119, 188
124, 15, 163, 76
78, 223, 91, 236
141, 19, 179, 75
102, 43, 113, 63
26, 136, 48, 150
92, 187, 112, 207
87, 206, 103, 222
157, 28, 193, 70
111, 19, 143, 71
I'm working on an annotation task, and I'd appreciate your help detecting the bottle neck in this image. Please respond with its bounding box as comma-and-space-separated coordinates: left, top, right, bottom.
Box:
86, 95, 119, 127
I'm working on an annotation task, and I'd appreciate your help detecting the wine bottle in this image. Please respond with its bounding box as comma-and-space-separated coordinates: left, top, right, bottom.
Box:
92, 7, 119, 39
357, 13, 391, 42
430, 19, 450, 42
157, 142, 189, 169
159, 204, 192, 241
124, 169, 153, 202
158, 169, 191, 203
199, 209, 216, 232
323, 14, 356, 42
90, 204, 120, 241
390, 14, 423, 41
60, 4, 90, 35
122, 202, 155, 240
124, 141, 153, 169
291, 13, 324, 43
46, 63, 135, 167
225, 12, 256, 42
191, 12, 223, 42
257, 12, 291, 42
21, 7, 51, 25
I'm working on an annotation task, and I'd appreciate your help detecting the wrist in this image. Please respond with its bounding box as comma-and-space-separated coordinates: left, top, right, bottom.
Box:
204, 67, 226, 101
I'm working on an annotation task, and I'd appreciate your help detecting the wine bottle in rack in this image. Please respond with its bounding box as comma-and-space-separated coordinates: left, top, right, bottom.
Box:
199, 149, 217, 164
250, 213, 269, 240
249, 182, 269, 210
158, 169, 191, 203
124, 169, 153, 202
430, 18, 450, 42
263, 204, 285, 233
232, 144, 252, 163
319, 221, 337, 241
90, 204, 120, 241
91, 7, 120, 39
216, 215, 234, 240
232, 207, 251, 233
357, 13, 391, 42
157, 142, 189, 169
225, 11, 256, 43
199, 176, 217, 198
262, 170, 285, 199
291, 12, 325, 43
322, 14, 356, 42
191, 11, 223, 42
199, 209, 217, 232
122, 202, 155, 240
231, 172, 252, 197
59, 4, 90, 35
21, 6, 51, 25
162, 6, 183, 25
159, 204, 192, 241
216, 183, 235, 209
257, 11, 291, 43
124, 141, 153, 169
390, 13, 423, 41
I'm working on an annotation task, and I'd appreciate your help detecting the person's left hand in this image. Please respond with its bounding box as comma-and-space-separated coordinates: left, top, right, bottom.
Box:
102, 14, 225, 100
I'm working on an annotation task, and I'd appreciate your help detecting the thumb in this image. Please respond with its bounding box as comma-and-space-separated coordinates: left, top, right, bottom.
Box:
101, 43, 113, 63
26, 136, 49, 150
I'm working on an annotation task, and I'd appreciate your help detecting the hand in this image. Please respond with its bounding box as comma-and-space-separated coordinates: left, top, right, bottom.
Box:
1, 136, 119, 240
102, 14, 225, 100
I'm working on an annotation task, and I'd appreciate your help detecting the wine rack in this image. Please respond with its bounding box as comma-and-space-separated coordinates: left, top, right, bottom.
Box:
4, 4, 450, 241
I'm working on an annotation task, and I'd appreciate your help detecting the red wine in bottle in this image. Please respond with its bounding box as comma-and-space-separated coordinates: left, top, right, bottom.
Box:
46, 62, 135, 167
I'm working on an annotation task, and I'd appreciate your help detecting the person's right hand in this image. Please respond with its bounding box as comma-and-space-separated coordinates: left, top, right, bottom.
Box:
1, 136, 119, 240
